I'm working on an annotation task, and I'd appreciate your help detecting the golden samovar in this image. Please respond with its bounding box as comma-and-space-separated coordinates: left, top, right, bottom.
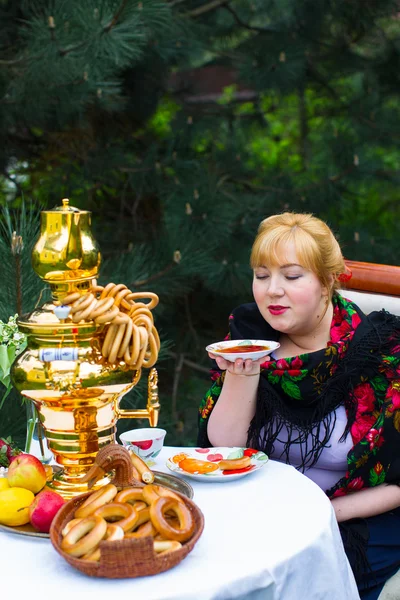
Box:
11, 199, 160, 498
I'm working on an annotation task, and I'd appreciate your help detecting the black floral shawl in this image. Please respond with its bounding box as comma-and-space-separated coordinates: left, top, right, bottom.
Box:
198, 294, 400, 498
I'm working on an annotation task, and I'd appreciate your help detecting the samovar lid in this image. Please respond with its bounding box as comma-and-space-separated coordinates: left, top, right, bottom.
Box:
46, 198, 87, 213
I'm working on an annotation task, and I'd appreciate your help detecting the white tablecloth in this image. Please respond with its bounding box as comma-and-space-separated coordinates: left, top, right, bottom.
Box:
1, 446, 360, 600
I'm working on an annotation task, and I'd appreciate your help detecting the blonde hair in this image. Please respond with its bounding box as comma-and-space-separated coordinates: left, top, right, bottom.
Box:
250, 212, 346, 298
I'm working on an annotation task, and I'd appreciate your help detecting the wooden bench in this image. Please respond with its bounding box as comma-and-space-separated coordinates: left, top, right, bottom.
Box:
340, 260, 400, 316
341, 260, 400, 599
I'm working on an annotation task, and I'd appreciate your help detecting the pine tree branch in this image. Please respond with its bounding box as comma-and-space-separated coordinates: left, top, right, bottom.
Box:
222, 4, 278, 33
177, 90, 258, 104
166, 351, 210, 374
229, 164, 360, 195
223, 4, 335, 49
184, 294, 200, 349
306, 59, 338, 99
171, 352, 184, 422
103, 0, 129, 33
59, 41, 87, 57
187, 0, 232, 18
14, 254, 22, 315
298, 85, 309, 170
119, 167, 154, 173
59, 0, 128, 57
130, 262, 177, 288
227, 178, 290, 194
0, 54, 30, 66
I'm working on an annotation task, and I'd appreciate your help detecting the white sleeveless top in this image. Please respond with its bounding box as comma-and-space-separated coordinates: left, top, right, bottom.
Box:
268, 404, 353, 492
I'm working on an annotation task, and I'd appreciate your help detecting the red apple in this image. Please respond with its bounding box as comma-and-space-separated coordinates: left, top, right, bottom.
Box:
0, 437, 21, 467
7, 453, 47, 493
29, 489, 65, 533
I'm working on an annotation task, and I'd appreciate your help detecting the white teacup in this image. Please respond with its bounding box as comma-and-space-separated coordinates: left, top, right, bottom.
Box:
119, 428, 166, 463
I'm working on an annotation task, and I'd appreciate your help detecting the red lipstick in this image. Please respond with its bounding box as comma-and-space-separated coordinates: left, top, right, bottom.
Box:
268, 305, 288, 315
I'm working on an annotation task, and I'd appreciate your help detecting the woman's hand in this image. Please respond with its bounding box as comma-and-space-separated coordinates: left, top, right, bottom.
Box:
207, 353, 265, 447
208, 353, 268, 377
331, 484, 400, 522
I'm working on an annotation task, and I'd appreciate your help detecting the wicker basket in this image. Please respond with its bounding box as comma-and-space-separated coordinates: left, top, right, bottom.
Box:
50, 490, 204, 578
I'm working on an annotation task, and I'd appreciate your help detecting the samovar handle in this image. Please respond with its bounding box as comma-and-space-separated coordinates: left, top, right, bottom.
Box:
116, 368, 160, 427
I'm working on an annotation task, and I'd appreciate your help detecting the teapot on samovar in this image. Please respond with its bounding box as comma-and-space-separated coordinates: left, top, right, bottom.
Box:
11, 199, 161, 498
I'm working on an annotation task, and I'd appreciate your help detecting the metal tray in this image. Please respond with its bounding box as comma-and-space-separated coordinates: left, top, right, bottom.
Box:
0, 470, 194, 539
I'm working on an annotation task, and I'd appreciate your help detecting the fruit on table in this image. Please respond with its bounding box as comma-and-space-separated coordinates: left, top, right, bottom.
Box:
7, 453, 46, 493
0, 487, 34, 526
171, 452, 190, 464
178, 458, 219, 474
29, 489, 65, 533
0, 437, 22, 468
0, 478, 10, 491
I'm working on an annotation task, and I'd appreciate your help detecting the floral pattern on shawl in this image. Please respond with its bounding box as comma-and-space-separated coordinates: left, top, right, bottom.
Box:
198, 295, 400, 498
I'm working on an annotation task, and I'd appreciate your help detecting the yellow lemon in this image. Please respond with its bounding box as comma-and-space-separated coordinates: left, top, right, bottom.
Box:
0, 478, 10, 491
0, 487, 35, 526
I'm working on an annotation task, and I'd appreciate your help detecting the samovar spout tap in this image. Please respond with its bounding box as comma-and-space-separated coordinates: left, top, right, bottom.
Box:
116, 367, 160, 427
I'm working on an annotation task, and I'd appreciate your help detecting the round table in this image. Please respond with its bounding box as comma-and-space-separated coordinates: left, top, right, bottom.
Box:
0, 446, 360, 600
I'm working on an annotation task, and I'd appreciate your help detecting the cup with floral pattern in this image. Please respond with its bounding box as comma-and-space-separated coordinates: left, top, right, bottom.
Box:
119, 428, 166, 466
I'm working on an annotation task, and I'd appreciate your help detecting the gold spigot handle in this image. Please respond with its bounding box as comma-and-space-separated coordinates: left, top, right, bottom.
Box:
116, 368, 160, 427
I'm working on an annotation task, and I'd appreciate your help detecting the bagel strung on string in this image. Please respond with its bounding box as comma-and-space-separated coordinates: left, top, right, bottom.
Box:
58, 283, 160, 370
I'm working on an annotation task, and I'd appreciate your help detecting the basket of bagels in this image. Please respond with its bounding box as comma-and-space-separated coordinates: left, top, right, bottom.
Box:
49, 444, 204, 578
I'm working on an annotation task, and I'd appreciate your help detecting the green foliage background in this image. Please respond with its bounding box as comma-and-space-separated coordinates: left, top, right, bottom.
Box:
0, 0, 399, 449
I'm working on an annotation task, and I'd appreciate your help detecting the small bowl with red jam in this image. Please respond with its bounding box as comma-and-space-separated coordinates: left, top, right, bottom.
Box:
205, 339, 280, 362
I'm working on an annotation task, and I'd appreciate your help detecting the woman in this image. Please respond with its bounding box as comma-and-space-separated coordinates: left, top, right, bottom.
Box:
198, 212, 400, 600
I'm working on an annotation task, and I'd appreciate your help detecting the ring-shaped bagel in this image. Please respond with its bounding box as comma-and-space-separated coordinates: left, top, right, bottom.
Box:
126, 292, 159, 310
80, 524, 124, 562
90, 297, 114, 319
61, 515, 107, 557
132, 501, 147, 512
124, 519, 157, 539
74, 484, 118, 519
114, 488, 145, 504
93, 502, 139, 532
59, 283, 159, 370
149, 497, 195, 543
105, 523, 125, 541
117, 318, 134, 358
61, 517, 83, 538
81, 547, 101, 562
60, 292, 80, 305
142, 484, 183, 506
142, 484, 161, 505
94, 306, 120, 324
153, 540, 182, 554
102, 324, 117, 357
72, 298, 97, 322
108, 323, 128, 363
100, 282, 117, 299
